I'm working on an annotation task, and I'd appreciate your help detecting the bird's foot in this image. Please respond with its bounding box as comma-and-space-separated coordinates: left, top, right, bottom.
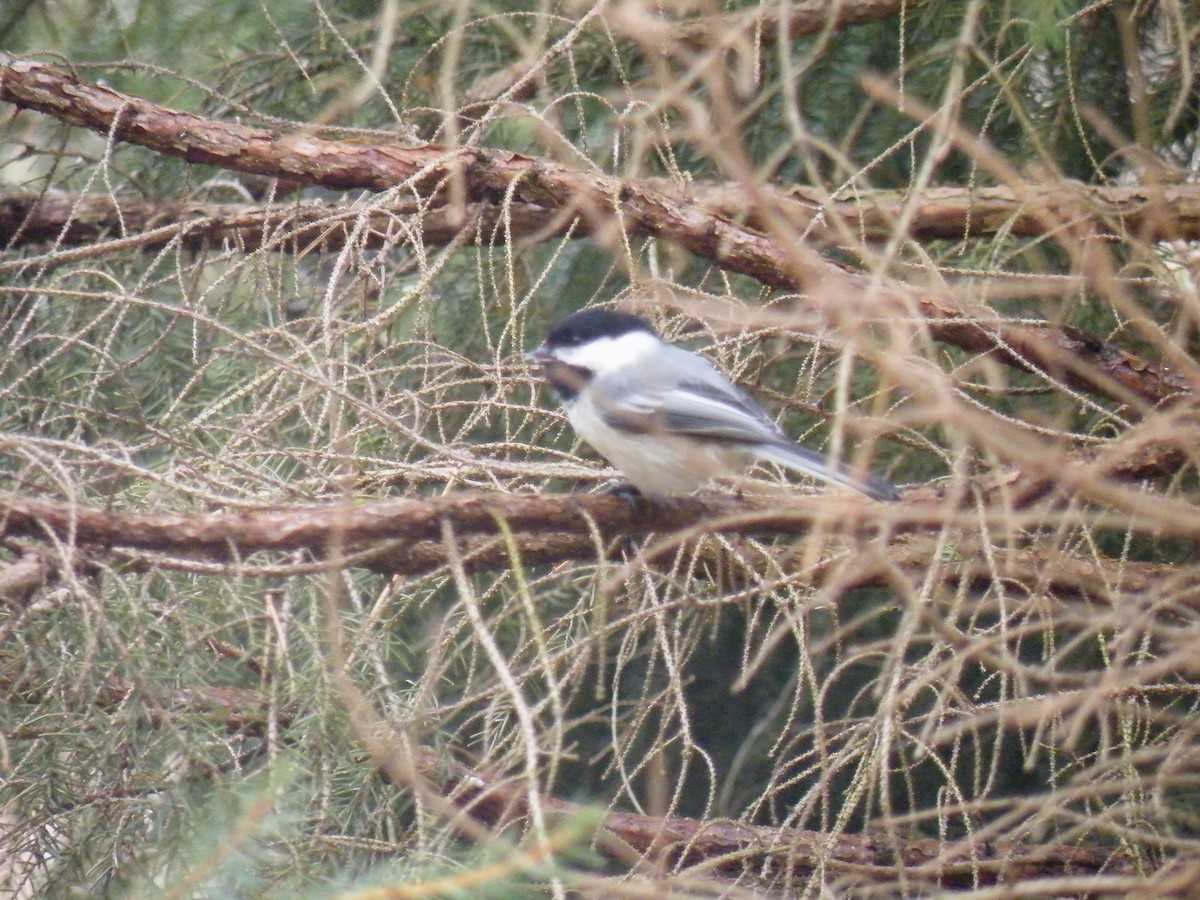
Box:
601, 480, 644, 502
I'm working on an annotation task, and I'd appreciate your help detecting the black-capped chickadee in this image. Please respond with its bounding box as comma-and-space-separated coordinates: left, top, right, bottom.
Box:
526, 309, 899, 502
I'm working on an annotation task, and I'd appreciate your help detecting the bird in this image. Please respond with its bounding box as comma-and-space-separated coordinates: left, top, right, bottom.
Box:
525, 309, 899, 502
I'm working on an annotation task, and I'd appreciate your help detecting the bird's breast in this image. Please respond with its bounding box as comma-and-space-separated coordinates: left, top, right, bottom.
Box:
566, 403, 743, 496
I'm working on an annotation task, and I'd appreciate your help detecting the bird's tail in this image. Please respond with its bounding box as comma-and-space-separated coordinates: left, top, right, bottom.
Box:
753, 441, 900, 502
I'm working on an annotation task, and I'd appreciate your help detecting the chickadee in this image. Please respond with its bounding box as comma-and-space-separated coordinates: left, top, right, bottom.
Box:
526, 309, 899, 502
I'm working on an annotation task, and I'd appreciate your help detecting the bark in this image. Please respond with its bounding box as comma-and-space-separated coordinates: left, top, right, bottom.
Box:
464, 0, 929, 104
0, 489, 887, 559
11, 182, 1200, 256
678, 0, 929, 47
1, 58, 1190, 407
0, 191, 570, 257
683, 180, 1200, 244
3, 480, 1198, 602
0, 551, 47, 606
430, 747, 1134, 889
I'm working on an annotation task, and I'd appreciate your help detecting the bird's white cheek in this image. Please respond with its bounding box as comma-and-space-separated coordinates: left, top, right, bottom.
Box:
554, 331, 660, 376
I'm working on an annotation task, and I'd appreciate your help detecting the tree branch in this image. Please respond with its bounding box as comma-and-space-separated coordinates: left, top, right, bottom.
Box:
0, 490, 887, 559
683, 180, 1200, 244
678, 0, 929, 47
428, 747, 1133, 889
0, 58, 1191, 406
793, 534, 1200, 614
4, 477, 1199, 611
0, 668, 292, 739
0, 191, 572, 260
11, 180, 1200, 260
464, 0, 929, 104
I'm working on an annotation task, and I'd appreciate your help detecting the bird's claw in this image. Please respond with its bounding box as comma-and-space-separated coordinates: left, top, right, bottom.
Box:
601, 480, 644, 502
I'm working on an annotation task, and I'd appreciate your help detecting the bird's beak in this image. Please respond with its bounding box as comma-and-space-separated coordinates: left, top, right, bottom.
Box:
525, 345, 553, 366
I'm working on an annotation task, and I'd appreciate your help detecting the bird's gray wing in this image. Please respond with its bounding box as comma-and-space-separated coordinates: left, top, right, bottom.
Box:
658, 379, 786, 443
593, 347, 900, 500
595, 345, 785, 443
662, 381, 900, 501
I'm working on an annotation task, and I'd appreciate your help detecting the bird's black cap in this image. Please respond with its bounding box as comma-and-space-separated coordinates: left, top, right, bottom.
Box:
544, 309, 657, 349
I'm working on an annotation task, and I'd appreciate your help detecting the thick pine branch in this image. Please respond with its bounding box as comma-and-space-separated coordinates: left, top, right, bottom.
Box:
0, 191, 569, 259
679, 0, 929, 46
0, 58, 1191, 407
9, 182, 1200, 256
0, 490, 888, 558
3, 483, 1200, 602
433, 747, 1135, 888
682, 180, 1200, 243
